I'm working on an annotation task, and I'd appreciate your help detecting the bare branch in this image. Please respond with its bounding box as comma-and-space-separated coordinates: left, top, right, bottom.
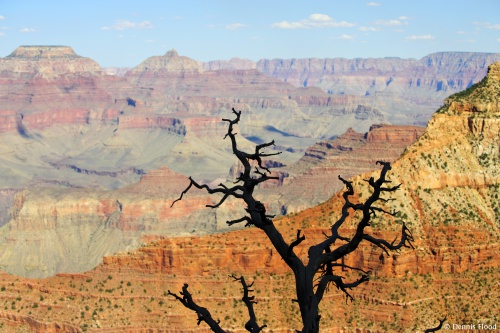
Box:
329, 263, 370, 274
227, 216, 253, 227
314, 161, 411, 271
363, 223, 414, 255
380, 183, 402, 192
171, 177, 244, 208
331, 176, 363, 234
315, 273, 369, 304
168, 284, 226, 333
369, 206, 399, 217
288, 229, 306, 257
230, 275, 267, 332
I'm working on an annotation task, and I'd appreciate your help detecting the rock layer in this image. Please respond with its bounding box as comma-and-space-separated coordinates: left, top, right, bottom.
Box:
265, 124, 425, 212
1, 65, 499, 332
255, 52, 500, 125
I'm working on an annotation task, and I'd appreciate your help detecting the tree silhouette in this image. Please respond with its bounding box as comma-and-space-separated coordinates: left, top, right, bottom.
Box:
170, 109, 417, 333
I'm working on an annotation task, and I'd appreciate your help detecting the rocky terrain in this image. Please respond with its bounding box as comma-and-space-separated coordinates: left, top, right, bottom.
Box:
0, 122, 423, 278
256, 52, 500, 126
209, 52, 500, 126
0, 63, 498, 332
266, 124, 425, 212
1, 46, 499, 281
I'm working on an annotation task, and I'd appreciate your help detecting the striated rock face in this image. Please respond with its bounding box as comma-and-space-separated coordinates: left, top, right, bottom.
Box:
365, 124, 424, 143
0, 120, 425, 278
0, 164, 251, 278
0, 45, 494, 281
8, 45, 79, 58
0, 45, 119, 134
265, 124, 425, 212
0, 311, 82, 333
124, 50, 386, 139
0, 67, 500, 330
256, 52, 500, 125
330, 64, 500, 278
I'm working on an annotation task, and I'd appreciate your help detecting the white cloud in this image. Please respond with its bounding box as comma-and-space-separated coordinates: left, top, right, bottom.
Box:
19, 28, 36, 33
272, 14, 355, 29
374, 19, 405, 26
144, 39, 156, 43
406, 34, 434, 40
359, 26, 381, 32
496, 38, 500, 42
309, 14, 331, 22
0, 15, 5, 20
0, 32, 4, 37
457, 30, 466, 35
101, 20, 153, 31
398, 16, 408, 20
337, 34, 355, 40
225, 23, 247, 30
367, 2, 381, 6
473, 22, 500, 30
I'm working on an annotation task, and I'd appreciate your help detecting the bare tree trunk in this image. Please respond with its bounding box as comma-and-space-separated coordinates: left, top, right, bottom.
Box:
171, 109, 416, 333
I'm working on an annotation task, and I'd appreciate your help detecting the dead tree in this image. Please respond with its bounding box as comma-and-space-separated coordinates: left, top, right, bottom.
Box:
170, 109, 414, 333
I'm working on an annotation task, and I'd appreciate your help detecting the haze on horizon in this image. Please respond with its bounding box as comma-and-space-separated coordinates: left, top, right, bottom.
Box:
0, 0, 499, 67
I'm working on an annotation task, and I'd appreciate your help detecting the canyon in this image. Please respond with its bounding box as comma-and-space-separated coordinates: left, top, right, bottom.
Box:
0, 62, 498, 332
0, 123, 424, 278
0, 46, 499, 278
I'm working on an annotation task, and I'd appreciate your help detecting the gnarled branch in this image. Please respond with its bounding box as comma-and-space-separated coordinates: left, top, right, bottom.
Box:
171, 176, 244, 208
231, 275, 267, 332
363, 223, 414, 256
168, 284, 226, 333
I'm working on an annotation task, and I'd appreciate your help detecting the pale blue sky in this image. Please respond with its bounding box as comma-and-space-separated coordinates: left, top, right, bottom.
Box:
1, 0, 499, 67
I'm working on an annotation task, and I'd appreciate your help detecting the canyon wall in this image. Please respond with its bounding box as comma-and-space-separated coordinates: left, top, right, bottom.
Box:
0, 45, 499, 284
0, 63, 499, 333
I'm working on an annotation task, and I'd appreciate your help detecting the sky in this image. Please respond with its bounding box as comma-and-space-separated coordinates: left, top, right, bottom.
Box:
0, 0, 499, 68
